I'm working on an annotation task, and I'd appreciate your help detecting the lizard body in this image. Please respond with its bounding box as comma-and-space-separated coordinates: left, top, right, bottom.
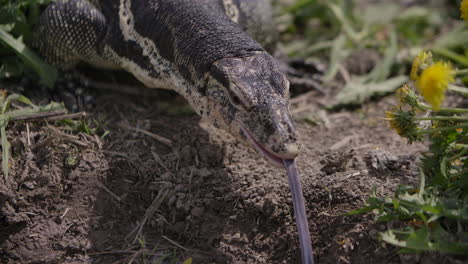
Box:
33, 2, 316, 262
33, 0, 299, 167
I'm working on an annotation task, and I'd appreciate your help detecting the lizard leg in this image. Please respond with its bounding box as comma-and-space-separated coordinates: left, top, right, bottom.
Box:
33, 0, 110, 69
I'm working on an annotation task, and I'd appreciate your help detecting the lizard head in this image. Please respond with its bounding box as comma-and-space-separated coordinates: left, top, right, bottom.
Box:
205, 52, 300, 167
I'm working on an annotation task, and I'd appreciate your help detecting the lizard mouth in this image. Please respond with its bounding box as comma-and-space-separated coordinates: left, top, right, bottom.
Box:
238, 123, 284, 167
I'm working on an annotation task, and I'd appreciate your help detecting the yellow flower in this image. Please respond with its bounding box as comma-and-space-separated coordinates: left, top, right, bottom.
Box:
411, 51, 432, 81
415, 62, 454, 111
385, 110, 403, 135
396, 84, 419, 109
461, 0, 468, 21
396, 85, 410, 102
384, 106, 421, 142
450, 159, 463, 167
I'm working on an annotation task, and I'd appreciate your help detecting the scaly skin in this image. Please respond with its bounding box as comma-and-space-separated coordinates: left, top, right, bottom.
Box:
33, 0, 300, 166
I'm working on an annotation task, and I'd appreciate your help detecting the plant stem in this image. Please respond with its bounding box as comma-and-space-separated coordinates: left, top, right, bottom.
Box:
448, 147, 468, 161
450, 170, 468, 178
433, 47, 468, 67
413, 123, 468, 135
0, 28, 57, 87
455, 68, 468, 76
448, 85, 468, 96
419, 103, 468, 114
327, 3, 362, 44
415, 116, 468, 121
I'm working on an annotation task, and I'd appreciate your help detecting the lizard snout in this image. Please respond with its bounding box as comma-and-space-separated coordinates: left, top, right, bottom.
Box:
269, 134, 300, 160
277, 141, 300, 159
268, 114, 300, 160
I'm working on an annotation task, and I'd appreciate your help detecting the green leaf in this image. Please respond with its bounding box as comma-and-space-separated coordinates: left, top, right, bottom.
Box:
367, 28, 398, 83
395, 7, 442, 45
324, 34, 348, 82
433, 23, 468, 51
333, 75, 407, 106
382, 225, 468, 255
0, 27, 57, 87
418, 169, 425, 199
0, 119, 10, 181
381, 230, 408, 248
433, 47, 468, 67
361, 2, 401, 25
347, 206, 377, 215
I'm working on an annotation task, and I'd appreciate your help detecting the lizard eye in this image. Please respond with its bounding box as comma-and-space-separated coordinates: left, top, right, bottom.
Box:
230, 94, 242, 106
228, 82, 251, 110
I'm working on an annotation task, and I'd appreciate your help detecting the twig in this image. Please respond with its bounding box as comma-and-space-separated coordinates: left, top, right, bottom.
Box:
342, 170, 367, 181
47, 112, 88, 121
97, 181, 121, 202
162, 235, 189, 251
151, 151, 173, 175
102, 150, 129, 159
87, 250, 137, 256
330, 135, 356, 150
338, 256, 350, 264
338, 65, 351, 83
126, 190, 169, 245
11, 110, 67, 121
26, 123, 31, 147
9, 110, 87, 122
81, 132, 102, 149
45, 125, 89, 147
121, 124, 172, 147
60, 208, 70, 219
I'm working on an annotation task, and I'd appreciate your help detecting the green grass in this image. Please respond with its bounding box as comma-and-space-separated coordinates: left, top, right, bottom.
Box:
0, 0, 57, 87
280, 0, 468, 107
281, 0, 468, 256
0, 93, 65, 180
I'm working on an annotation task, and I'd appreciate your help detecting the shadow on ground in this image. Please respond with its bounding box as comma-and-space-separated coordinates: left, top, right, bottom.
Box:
0, 83, 434, 264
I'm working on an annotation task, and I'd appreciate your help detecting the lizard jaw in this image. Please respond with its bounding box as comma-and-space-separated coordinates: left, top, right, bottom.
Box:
238, 123, 284, 167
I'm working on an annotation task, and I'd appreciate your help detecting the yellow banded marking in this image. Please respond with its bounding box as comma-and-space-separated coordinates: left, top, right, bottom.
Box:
223, 0, 239, 23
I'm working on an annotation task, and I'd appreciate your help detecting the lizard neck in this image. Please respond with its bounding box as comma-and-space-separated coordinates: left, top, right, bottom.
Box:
141, 1, 264, 82
103, 0, 265, 117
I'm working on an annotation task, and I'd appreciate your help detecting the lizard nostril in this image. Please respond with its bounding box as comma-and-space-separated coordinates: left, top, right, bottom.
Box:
284, 143, 300, 157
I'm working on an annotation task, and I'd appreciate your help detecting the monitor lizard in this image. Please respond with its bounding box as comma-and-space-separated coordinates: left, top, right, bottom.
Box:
33, 0, 301, 168
33, 1, 314, 263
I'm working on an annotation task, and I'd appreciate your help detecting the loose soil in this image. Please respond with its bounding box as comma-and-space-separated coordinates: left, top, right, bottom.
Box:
5, 0, 468, 262
1, 70, 445, 264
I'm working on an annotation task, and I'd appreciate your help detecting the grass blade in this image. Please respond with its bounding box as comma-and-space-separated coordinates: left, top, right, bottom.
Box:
0, 27, 57, 87
0, 119, 10, 181
324, 34, 348, 82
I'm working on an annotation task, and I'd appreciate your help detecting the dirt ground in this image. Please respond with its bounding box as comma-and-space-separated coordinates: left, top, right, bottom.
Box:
1, 65, 448, 264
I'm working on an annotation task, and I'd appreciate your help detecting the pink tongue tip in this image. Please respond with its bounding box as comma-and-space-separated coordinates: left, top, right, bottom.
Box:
284, 159, 315, 264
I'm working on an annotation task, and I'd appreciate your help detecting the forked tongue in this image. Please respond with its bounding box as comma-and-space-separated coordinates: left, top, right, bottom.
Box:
283, 159, 314, 264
